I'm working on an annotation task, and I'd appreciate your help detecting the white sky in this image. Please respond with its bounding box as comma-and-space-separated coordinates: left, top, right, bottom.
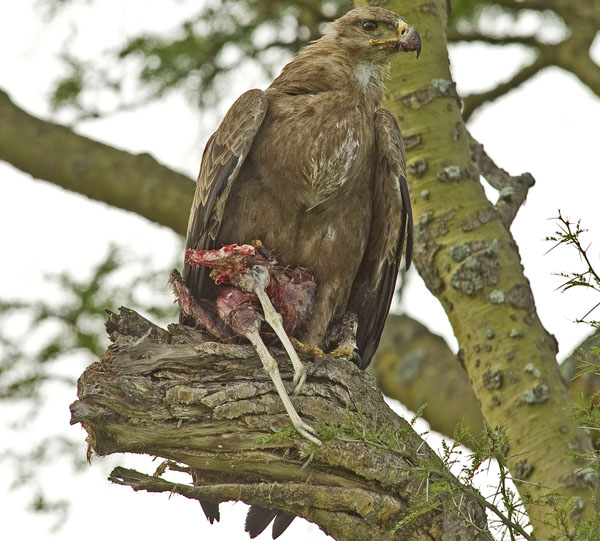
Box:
1, 1, 599, 540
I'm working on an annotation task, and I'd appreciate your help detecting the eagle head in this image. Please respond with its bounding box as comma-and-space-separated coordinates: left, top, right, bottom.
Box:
327, 7, 421, 62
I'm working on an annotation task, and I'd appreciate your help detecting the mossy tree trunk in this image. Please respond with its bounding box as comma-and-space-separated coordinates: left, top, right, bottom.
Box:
356, 0, 595, 537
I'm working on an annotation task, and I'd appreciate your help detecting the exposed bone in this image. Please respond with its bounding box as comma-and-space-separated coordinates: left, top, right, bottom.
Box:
234, 264, 308, 394
244, 326, 320, 445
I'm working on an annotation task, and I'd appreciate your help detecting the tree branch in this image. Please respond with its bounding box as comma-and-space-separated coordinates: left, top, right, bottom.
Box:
372, 314, 600, 445
489, 0, 557, 11
0, 89, 193, 236
447, 29, 542, 47
462, 56, 549, 121
371, 314, 486, 439
70, 307, 493, 540
555, 47, 600, 100
468, 135, 536, 228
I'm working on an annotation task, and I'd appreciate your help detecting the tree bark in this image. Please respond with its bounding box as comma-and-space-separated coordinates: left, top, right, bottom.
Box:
371, 314, 485, 439
0, 89, 193, 236
372, 315, 600, 446
70, 307, 493, 541
361, 0, 596, 536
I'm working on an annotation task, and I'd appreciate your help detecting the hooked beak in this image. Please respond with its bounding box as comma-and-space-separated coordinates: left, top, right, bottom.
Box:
397, 21, 421, 58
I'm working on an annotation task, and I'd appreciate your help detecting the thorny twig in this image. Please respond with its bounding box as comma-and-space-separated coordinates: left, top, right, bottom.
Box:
546, 211, 600, 327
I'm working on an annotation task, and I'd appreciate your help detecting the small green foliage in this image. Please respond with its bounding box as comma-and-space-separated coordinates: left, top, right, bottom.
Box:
314, 407, 413, 453
50, 67, 83, 111
48, 0, 353, 116
547, 211, 600, 327
256, 426, 297, 445
571, 391, 600, 434
391, 499, 441, 534
0, 245, 177, 524
542, 213, 600, 540
410, 402, 427, 426
573, 346, 600, 380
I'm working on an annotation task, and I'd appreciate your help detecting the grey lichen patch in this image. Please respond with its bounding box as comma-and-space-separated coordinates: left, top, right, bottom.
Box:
437, 165, 462, 183
523, 383, 549, 404
418, 211, 434, 226
450, 243, 470, 262
397, 349, 426, 385
403, 133, 422, 150
478, 207, 498, 225
524, 363, 541, 379
420, 189, 430, 200
407, 158, 428, 178
429, 210, 454, 237
489, 290, 505, 304
486, 328, 496, 339
491, 396, 501, 407
498, 187, 515, 201
413, 224, 444, 294
515, 459, 533, 480
400, 80, 459, 109
573, 467, 598, 488
562, 466, 599, 490
483, 370, 503, 390
460, 206, 500, 232
509, 329, 524, 338
420, 1, 439, 14
505, 283, 535, 313
431, 78, 452, 93
449, 241, 500, 296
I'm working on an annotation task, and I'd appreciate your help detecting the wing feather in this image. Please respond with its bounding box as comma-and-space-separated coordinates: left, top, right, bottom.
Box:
182, 89, 268, 302
348, 109, 413, 369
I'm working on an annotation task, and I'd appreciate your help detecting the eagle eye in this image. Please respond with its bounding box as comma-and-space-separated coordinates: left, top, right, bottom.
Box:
362, 20, 378, 32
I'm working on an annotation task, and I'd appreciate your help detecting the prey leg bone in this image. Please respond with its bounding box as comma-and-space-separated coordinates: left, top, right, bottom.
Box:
236, 264, 308, 394
245, 325, 320, 445
229, 306, 320, 446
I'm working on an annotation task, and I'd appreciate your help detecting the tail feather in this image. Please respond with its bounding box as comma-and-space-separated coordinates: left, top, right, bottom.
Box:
200, 501, 220, 524
245, 506, 278, 538
272, 512, 295, 539
245, 506, 296, 539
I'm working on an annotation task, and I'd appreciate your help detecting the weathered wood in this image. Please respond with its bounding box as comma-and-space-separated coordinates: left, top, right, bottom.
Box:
70, 307, 493, 540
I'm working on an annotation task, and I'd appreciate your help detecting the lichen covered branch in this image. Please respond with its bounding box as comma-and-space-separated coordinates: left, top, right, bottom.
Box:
469, 135, 535, 228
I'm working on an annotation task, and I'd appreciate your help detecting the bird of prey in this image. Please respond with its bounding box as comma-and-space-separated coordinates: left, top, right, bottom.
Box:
181, 5, 420, 537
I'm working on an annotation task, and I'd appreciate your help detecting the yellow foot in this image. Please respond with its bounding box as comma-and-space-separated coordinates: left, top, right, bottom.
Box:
291, 338, 324, 358
328, 347, 356, 359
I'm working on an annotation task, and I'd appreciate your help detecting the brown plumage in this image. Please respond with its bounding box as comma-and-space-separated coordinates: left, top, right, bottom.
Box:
183, 7, 418, 373
182, 7, 420, 537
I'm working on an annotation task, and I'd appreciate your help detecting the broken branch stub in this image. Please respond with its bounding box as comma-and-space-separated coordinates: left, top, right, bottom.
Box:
70, 307, 492, 540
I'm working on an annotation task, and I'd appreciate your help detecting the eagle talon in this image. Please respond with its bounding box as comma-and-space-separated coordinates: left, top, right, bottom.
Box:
291, 338, 324, 358
328, 346, 356, 360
